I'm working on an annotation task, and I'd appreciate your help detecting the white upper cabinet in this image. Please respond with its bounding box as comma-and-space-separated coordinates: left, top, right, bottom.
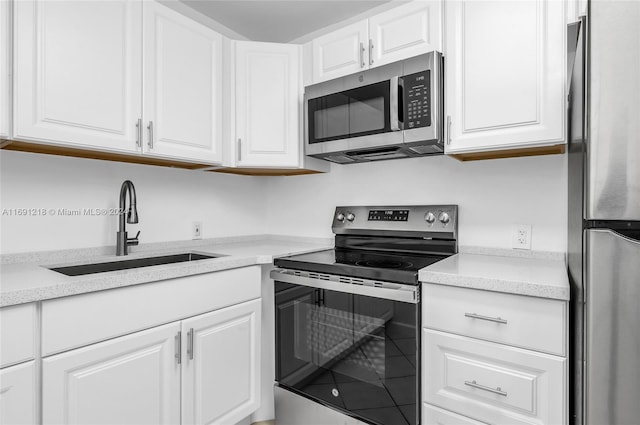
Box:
0, 0, 10, 139
368, 1, 442, 68
14, 0, 142, 153
567, 0, 588, 23
444, 0, 566, 156
142, 1, 223, 164
312, 21, 369, 83
309, 1, 443, 84
234, 41, 301, 168
13, 0, 224, 165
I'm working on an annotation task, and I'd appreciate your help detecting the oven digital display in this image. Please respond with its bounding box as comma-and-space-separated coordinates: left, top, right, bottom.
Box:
368, 210, 409, 221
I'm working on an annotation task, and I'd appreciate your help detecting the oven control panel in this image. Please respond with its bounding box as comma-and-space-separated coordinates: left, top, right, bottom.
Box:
333, 205, 458, 238
368, 209, 409, 221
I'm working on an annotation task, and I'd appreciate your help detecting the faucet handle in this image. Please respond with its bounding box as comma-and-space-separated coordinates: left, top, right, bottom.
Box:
127, 231, 140, 246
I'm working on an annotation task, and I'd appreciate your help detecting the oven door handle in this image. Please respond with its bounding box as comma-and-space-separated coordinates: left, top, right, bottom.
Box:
270, 269, 418, 304
390, 75, 401, 131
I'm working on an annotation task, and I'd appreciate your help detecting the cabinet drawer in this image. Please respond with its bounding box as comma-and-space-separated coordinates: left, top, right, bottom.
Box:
0, 303, 36, 367
42, 266, 261, 356
0, 361, 37, 425
423, 329, 566, 425
423, 403, 487, 425
423, 284, 566, 356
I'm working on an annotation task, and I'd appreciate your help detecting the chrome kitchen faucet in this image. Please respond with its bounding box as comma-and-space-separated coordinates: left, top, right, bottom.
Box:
116, 180, 140, 256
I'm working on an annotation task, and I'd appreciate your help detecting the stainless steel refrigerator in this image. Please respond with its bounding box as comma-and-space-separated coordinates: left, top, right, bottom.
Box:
567, 1, 640, 424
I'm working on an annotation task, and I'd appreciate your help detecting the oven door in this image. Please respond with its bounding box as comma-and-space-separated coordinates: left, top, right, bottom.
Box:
273, 271, 419, 425
306, 78, 402, 156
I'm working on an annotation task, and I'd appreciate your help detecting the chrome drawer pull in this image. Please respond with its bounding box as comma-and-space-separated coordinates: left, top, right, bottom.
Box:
464, 312, 507, 324
464, 380, 507, 397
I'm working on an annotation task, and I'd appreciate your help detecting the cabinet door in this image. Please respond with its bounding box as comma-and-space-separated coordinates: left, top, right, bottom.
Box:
142, 1, 223, 165
0, 362, 37, 425
312, 20, 368, 83
235, 41, 301, 167
444, 0, 565, 154
0, 0, 10, 138
13, 0, 142, 152
423, 329, 566, 425
0, 303, 36, 368
182, 299, 261, 425
43, 322, 181, 425
368, 1, 442, 68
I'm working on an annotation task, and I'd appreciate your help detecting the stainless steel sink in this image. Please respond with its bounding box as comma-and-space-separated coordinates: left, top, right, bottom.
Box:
49, 252, 222, 276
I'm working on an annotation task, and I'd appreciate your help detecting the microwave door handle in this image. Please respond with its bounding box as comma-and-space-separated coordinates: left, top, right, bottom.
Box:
390, 76, 401, 131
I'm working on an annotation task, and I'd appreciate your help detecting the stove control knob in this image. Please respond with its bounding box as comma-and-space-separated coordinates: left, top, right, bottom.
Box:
439, 211, 451, 225
424, 212, 436, 224
346, 212, 356, 222
336, 212, 345, 222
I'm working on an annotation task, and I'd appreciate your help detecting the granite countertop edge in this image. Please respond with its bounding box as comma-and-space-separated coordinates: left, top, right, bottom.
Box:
0, 235, 333, 307
418, 252, 570, 301
1, 238, 568, 307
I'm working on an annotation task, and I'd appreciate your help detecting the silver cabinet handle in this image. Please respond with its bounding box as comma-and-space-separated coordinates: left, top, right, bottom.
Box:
187, 328, 194, 360
175, 331, 182, 365
360, 42, 365, 68
369, 39, 374, 65
464, 380, 507, 397
464, 312, 508, 324
136, 119, 142, 148
147, 121, 154, 149
447, 116, 452, 145
237, 138, 242, 162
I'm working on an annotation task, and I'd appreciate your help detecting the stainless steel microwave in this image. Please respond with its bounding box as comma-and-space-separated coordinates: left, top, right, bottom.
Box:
305, 52, 443, 164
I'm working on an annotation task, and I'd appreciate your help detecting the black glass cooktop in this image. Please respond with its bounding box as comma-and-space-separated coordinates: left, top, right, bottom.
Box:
274, 249, 447, 285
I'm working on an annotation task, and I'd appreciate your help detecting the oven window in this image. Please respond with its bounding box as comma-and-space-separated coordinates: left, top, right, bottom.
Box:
275, 281, 418, 425
308, 81, 391, 144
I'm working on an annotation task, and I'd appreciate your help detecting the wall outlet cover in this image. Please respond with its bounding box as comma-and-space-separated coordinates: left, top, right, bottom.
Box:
511, 224, 532, 250
193, 222, 202, 240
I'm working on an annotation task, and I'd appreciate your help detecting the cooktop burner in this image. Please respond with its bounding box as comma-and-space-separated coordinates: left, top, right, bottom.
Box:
274, 248, 446, 285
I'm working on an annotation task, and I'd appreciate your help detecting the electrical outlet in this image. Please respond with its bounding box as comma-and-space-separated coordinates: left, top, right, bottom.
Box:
512, 224, 532, 250
192, 222, 202, 240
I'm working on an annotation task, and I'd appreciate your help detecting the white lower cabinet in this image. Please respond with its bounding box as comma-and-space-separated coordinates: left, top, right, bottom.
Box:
423, 329, 565, 425
422, 284, 567, 425
41, 295, 261, 425
0, 361, 37, 425
43, 322, 181, 424
423, 403, 487, 425
182, 299, 261, 425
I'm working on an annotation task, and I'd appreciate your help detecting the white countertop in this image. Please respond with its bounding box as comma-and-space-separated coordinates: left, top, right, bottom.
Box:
418, 252, 570, 301
0, 235, 332, 307
2, 238, 570, 306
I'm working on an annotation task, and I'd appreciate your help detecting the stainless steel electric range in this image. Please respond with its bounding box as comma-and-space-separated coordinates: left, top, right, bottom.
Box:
271, 205, 458, 425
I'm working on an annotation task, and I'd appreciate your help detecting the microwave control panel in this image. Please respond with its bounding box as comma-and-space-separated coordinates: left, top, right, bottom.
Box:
403, 70, 431, 129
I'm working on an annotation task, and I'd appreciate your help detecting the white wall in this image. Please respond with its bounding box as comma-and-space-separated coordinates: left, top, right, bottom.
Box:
0, 150, 568, 255
265, 153, 568, 253
0, 151, 269, 254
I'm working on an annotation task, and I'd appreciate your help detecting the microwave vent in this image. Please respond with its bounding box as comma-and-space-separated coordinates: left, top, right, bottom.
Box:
409, 145, 442, 155
326, 155, 355, 164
